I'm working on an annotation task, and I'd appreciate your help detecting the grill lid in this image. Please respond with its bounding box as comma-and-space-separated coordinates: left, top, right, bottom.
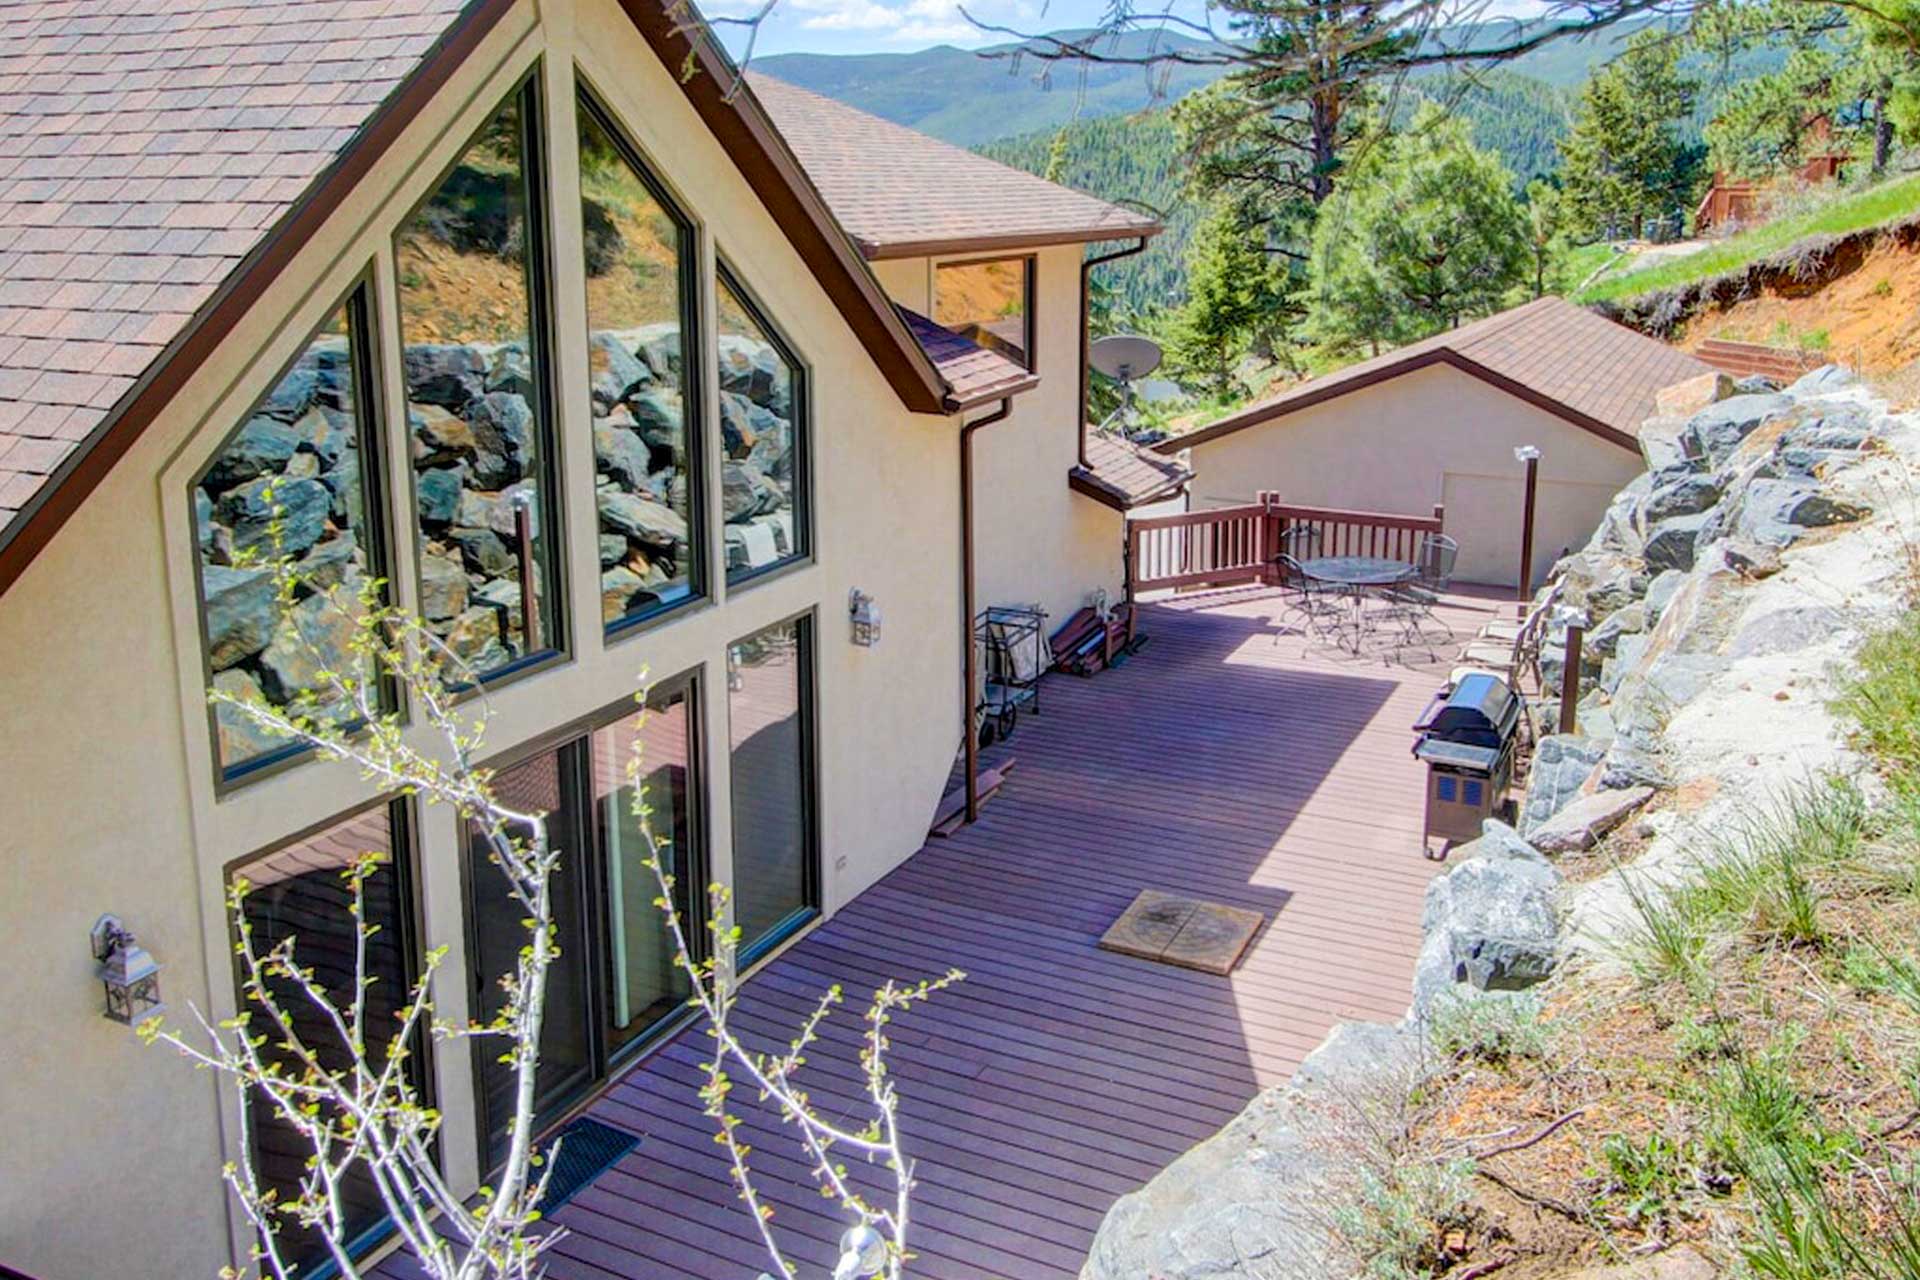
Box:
1427, 673, 1520, 746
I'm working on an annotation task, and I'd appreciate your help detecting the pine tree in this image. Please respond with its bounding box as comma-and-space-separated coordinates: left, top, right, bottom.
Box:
1557, 31, 1702, 241
1308, 106, 1530, 355
1165, 198, 1290, 396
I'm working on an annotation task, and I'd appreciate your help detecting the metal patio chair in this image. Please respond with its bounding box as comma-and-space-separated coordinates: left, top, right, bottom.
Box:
1274, 552, 1348, 646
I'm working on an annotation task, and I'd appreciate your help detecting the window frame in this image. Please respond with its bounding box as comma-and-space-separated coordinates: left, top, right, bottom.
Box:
715, 259, 814, 591
726, 608, 822, 969
189, 271, 397, 792
391, 66, 570, 692
934, 252, 1037, 372
223, 795, 431, 1279
459, 666, 710, 1170
575, 84, 710, 640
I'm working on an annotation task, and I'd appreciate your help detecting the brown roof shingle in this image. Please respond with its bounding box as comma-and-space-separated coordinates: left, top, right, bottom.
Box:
747, 72, 1161, 260
1071, 427, 1191, 510
897, 306, 1037, 408
1169, 297, 1715, 453
0, 0, 471, 533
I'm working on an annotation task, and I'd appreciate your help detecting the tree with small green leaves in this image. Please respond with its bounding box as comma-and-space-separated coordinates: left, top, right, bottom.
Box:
1308, 106, 1530, 355
147, 504, 956, 1280
1557, 30, 1704, 242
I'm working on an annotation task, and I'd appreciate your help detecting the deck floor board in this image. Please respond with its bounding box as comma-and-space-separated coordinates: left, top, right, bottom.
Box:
378, 586, 1504, 1279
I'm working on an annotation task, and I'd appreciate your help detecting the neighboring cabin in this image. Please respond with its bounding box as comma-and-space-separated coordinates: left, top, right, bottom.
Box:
0, 4, 1170, 1278
1162, 298, 1712, 588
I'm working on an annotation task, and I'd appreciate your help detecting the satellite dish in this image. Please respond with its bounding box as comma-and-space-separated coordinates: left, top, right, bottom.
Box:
1089, 334, 1163, 382
1089, 334, 1164, 440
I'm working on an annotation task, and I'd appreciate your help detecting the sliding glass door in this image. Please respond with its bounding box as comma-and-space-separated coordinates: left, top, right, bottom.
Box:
728, 616, 819, 963
466, 676, 703, 1166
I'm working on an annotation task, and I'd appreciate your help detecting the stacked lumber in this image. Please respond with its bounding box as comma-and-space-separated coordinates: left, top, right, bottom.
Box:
1050, 603, 1140, 677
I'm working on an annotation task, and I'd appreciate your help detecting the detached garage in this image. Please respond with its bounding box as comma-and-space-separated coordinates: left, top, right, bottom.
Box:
1161, 298, 1712, 588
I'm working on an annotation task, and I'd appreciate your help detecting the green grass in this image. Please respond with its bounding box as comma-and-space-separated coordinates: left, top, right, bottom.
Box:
1563, 240, 1629, 292
1574, 173, 1920, 305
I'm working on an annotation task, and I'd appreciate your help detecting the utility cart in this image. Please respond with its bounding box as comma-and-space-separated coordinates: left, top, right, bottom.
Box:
975, 605, 1046, 744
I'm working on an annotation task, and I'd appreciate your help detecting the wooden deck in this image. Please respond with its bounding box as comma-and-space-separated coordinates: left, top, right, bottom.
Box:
390, 586, 1507, 1280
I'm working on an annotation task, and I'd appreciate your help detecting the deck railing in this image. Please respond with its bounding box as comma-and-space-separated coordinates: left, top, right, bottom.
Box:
1126, 492, 1445, 596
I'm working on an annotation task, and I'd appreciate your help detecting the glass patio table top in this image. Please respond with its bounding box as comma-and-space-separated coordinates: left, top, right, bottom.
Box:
1298, 555, 1418, 587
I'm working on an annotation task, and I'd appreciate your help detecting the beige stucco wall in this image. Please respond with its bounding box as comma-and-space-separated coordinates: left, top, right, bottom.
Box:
1185, 364, 1645, 588
871, 247, 1126, 628
0, 3, 967, 1276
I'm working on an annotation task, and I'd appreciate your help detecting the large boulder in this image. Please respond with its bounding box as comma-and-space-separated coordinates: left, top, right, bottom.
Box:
1528, 786, 1653, 854
589, 333, 650, 411
593, 423, 653, 492
217, 475, 331, 557
1081, 1021, 1423, 1280
1642, 474, 1722, 523
1736, 478, 1870, 546
1789, 364, 1857, 393
404, 343, 486, 409
258, 589, 365, 703
465, 391, 535, 489
416, 465, 464, 526
203, 415, 302, 491
1412, 822, 1563, 1015
598, 490, 687, 547
202, 565, 278, 670
418, 552, 468, 622
1643, 512, 1710, 574
1684, 394, 1794, 467
1654, 371, 1735, 418
1521, 735, 1608, 834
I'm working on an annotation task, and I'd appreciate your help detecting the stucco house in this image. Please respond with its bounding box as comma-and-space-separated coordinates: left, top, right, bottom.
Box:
1162, 297, 1711, 588
0, 3, 1173, 1276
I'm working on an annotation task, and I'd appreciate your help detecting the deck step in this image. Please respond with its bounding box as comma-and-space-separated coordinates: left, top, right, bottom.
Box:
929, 760, 1012, 836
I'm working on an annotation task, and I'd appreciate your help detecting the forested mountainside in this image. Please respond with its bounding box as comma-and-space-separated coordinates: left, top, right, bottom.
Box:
975, 70, 1575, 318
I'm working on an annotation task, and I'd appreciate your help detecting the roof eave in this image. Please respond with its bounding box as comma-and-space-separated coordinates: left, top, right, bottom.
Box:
1067, 464, 1190, 512
1159, 347, 1643, 455
0, 0, 519, 601
864, 222, 1164, 262
943, 370, 1041, 413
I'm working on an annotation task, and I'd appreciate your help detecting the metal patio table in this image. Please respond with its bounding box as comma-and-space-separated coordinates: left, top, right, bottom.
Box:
1299, 555, 1418, 651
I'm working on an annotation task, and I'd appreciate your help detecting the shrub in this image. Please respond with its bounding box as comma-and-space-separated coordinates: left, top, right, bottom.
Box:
1427, 992, 1551, 1066
1333, 1159, 1477, 1280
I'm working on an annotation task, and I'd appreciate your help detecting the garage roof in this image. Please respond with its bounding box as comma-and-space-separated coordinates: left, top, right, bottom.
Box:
1165, 297, 1713, 454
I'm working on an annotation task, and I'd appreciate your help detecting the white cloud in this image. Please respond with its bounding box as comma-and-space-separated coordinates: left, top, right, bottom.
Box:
788, 0, 904, 29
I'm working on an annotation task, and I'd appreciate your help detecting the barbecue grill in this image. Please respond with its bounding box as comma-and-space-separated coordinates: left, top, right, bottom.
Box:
1412, 673, 1522, 844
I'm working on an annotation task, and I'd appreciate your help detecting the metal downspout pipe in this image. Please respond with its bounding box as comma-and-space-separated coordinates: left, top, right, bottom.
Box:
1078, 236, 1150, 468
961, 397, 1014, 824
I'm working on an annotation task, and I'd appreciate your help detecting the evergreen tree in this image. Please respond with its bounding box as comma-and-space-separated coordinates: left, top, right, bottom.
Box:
1165, 198, 1292, 395
1308, 106, 1529, 355
1524, 179, 1569, 298
1557, 31, 1703, 241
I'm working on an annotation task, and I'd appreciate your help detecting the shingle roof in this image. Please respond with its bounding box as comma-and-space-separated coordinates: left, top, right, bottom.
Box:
1168, 297, 1715, 454
898, 307, 1037, 408
747, 73, 1161, 260
1071, 428, 1191, 510
0, 0, 473, 532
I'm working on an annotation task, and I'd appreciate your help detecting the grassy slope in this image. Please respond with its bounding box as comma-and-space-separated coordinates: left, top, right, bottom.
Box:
1576, 173, 1920, 304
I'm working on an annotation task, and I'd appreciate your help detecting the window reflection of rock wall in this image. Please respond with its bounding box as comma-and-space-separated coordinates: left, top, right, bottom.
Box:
193, 307, 375, 774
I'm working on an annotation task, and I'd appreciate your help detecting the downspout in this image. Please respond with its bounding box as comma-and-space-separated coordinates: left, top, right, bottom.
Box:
961, 398, 1014, 824
1078, 236, 1150, 468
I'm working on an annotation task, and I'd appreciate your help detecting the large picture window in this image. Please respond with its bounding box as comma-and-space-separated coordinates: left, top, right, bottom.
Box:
396, 75, 563, 684
727, 616, 818, 961
577, 90, 702, 631
192, 284, 389, 782
716, 266, 808, 583
232, 801, 424, 1277
935, 256, 1033, 369
466, 677, 703, 1165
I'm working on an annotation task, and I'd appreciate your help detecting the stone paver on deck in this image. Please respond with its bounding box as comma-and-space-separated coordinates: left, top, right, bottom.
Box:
385, 586, 1505, 1280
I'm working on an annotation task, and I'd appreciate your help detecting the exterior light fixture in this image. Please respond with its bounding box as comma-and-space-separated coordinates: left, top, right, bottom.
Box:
848, 588, 881, 648
90, 914, 163, 1027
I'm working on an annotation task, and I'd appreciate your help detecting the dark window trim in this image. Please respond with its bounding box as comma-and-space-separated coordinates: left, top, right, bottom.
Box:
191, 269, 398, 794
223, 794, 431, 1280
934, 252, 1038, 372
727, 608, 822, 969
461, 665, 710, 1172
715, 259, 814, 591
574, 79, 711, 641
392, 65, 570, 691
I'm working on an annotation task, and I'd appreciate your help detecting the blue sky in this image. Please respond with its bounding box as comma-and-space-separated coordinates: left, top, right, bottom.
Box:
710, 0, 1553, 59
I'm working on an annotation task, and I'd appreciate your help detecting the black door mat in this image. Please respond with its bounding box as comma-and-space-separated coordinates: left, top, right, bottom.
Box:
536, 1117, 640, 1214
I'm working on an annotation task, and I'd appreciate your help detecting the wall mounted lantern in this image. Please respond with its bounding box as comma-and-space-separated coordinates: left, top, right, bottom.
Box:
848, 588, 881, 648
90, 914, 164, 1027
